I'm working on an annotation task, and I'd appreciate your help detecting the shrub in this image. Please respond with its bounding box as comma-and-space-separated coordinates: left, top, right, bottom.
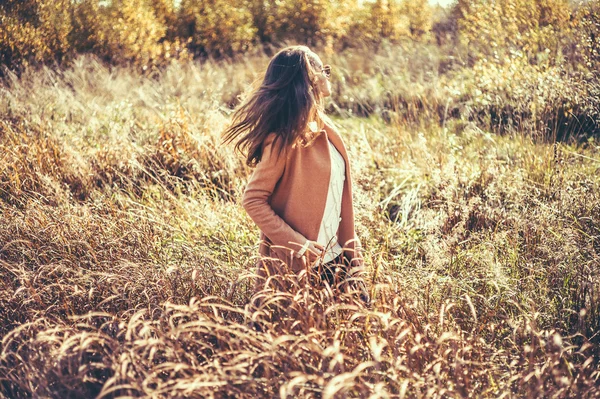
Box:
178, 0, 257, 57
351, 0, 411, 44
445, 55, 599, 139
399, 0, 434, 40
99, 0, 176, 68
345, 0, 433, 47
0, 0, 73, 71
572, 0, 600, 69
149, 0, 180, 41
68, 0, 102, 56
72, 0, 191, 71
457, 0, 572, 65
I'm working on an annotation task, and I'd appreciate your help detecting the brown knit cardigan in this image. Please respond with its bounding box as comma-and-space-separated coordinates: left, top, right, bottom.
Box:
242, 121, 363, 276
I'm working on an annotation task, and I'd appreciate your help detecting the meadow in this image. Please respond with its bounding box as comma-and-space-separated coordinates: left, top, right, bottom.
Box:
0, 41, 598, 397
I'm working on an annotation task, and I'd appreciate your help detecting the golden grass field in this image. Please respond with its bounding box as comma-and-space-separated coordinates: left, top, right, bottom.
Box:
0, 46, 599, 397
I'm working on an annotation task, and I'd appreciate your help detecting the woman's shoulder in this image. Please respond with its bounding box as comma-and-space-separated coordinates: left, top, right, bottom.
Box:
261, 133, 292, 162
264, 132, 278, 146
320, 114, 340, 134
315, 111, 334, 127
263, 133, 286, 152
264, 132, 303, 152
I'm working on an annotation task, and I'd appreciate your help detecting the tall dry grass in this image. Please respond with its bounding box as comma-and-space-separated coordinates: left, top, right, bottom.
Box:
0, 50, 599, 397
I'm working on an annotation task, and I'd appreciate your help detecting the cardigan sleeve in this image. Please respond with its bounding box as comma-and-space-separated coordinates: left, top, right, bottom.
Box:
242, 136, 308, 254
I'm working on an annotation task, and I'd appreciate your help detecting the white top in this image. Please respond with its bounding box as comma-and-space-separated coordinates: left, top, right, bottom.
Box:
318, 140, 345, 262
296, 139, 345, 263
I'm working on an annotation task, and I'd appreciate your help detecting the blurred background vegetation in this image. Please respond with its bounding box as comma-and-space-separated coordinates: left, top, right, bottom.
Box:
1, 1, 600, 397
1, 0, 597, 67
1, 0, 598, 140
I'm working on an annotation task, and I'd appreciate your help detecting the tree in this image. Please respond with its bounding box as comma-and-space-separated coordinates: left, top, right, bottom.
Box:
457, 0, 571, 65
0, 0, 73, 70
178, 0, 257, 57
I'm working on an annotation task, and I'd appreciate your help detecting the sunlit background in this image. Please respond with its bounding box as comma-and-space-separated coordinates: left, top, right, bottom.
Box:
0, 0, 599, 398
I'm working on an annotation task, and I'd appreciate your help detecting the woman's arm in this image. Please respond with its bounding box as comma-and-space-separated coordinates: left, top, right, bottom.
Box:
242, 136, 308, 255
344, 235, 364, 268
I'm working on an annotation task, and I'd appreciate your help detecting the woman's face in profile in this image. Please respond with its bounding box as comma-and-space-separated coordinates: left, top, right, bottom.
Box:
308, 51, 332, 98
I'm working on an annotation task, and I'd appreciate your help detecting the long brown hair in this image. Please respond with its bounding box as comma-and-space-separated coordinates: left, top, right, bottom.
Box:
222, 45, 325, 166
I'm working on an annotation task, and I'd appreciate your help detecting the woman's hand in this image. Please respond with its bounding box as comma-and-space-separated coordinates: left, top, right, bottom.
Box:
305, 241, 324, 262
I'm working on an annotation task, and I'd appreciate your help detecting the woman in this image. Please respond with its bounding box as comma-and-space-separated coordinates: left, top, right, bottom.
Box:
223, 45, 369, 304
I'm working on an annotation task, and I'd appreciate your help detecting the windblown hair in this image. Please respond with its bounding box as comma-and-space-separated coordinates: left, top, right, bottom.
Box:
222, 45, 325, 166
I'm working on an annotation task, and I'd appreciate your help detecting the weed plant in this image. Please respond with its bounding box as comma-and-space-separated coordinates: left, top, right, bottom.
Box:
0, 50, 599, 397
